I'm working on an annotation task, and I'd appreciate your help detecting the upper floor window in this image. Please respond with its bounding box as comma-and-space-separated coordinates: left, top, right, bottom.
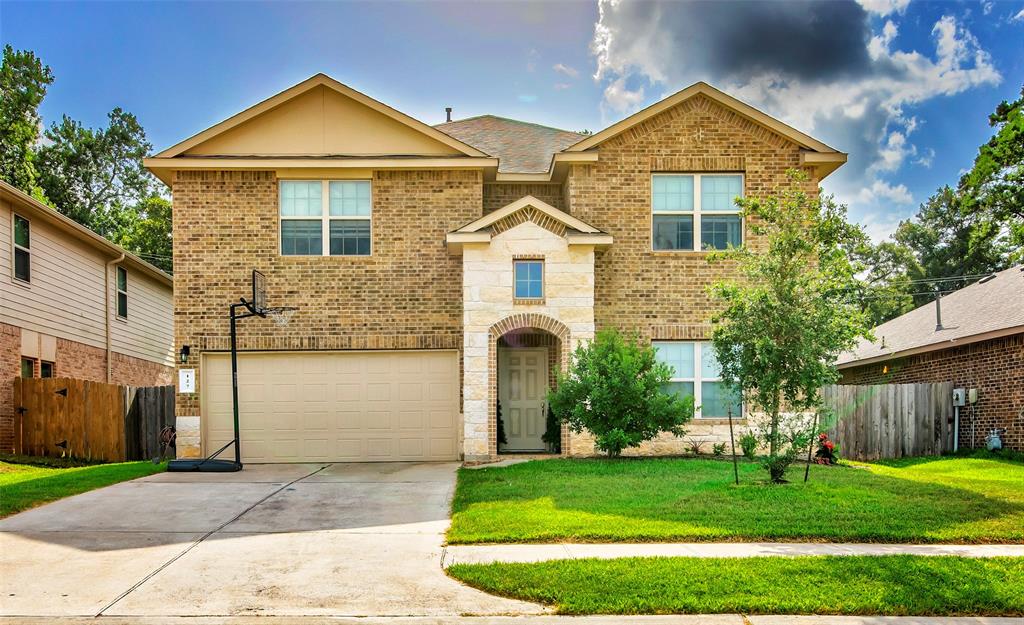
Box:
652, 174, 743, 251
20, 357, 35, 378
653, 341, 742, 419
116, 266, 128, 319
280, 180, 371, 256
514, 260, 544, 300
13, 213, 31, 283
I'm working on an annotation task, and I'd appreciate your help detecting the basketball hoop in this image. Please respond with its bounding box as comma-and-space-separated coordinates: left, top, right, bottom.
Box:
262, 306, 298, 327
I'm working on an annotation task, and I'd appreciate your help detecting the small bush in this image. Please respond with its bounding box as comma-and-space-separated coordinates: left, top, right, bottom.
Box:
549, 328, 694, 457
685, 437, 707, 455
712, 442, 727, 456
739, 430, 758, 460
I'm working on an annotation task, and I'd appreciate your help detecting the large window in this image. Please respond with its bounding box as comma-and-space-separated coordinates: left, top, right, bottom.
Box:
514, 260, 544, 299
13, 213, 31, 283
652, 174, 743, 251
654, 341, 741, 419
116, 266, 128, 319
280, 180, 371, 256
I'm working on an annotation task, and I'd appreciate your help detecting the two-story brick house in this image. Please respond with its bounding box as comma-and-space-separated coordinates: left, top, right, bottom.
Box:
145, 74, 845, 463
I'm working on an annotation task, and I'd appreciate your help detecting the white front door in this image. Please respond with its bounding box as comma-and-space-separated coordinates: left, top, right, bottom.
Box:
499, 348, 548, 451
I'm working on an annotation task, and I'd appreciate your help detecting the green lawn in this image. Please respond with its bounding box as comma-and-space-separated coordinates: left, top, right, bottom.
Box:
0, 459, 165, 518
447, 555, 1024, 615
448, 456, 1024, 544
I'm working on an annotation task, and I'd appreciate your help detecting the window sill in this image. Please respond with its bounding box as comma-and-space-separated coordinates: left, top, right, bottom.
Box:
691, 418, 747, 425
513, 297, 545, 306
279, 254, 376, 262
11, 277, 31, 289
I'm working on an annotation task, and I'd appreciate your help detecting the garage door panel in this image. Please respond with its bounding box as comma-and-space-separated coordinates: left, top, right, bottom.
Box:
203, 351, 458, 462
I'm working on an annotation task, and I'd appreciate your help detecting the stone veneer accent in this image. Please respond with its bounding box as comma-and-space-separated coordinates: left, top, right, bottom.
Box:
839, 334, 1024, 451
461, 219, 596, 461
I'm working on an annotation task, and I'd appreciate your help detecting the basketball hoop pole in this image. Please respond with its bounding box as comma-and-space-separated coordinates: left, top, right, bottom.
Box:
229, 299, 259, 468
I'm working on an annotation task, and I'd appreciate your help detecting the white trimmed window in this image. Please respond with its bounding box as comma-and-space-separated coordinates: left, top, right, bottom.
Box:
653, 341, 742, 419
116, 266, 128, 319
514, 260, 544, 299
13, 213, 31, 283
652, 174, 743, 251
280, 180, 371, 256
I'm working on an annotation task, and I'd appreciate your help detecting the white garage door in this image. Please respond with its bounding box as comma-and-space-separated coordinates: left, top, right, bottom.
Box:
202, 351, 459, 463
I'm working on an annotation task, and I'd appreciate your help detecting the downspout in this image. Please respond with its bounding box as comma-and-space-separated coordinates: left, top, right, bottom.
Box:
105, 254, 125, 383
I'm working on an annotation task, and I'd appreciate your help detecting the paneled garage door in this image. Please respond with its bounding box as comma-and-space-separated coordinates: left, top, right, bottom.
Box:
202, 351, 459, 462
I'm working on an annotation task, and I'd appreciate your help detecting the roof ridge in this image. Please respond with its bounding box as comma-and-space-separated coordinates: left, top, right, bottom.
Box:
436, 114, 583, 136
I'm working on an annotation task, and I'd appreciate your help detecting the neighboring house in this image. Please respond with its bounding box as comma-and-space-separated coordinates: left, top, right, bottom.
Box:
144, 73, 846, 463
0, 181, 175, 452
837, 265, 1023, 451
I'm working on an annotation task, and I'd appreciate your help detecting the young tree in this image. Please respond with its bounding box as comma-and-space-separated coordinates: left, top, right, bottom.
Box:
549, 328, 694, 457
0, 45, 53, 200
709, 170, 871, 482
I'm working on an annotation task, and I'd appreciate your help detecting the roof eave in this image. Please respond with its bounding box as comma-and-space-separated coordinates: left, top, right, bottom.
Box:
836, 325, 1024, 369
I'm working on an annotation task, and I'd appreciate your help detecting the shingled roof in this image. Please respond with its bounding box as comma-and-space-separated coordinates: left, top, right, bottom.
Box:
434, 115, 584, 174
837, 265, 1024, 367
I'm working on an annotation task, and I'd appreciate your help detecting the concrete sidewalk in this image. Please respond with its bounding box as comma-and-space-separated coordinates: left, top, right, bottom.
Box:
442, 542, 1024, 566
1, 615, 1019, 624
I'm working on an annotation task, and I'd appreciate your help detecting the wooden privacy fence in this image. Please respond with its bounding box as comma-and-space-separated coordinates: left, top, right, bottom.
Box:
822, 382, 954, 461
13, 377, 175, 462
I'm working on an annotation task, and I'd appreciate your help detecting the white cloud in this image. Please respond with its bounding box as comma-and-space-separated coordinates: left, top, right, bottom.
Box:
1012, 8, 1024, 23
983, 2, 994, 16
857, 0, 911, 17
602, 77, 644, 114
589, 2, 1001, 240
553, 63, 579, 78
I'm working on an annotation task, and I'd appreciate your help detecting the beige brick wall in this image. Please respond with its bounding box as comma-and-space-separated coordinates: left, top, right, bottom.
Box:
0, 323, 19, 451
483, 182, 566, 214
171, 169, 482, 453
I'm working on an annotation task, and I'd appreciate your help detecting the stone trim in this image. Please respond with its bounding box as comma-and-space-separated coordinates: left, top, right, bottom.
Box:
650, 156, 746, 172
487, 313, 572, 458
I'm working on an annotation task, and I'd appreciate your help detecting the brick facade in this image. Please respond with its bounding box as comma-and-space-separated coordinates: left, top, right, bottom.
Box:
839, 334, 1024, 451
1, 321, 174, 452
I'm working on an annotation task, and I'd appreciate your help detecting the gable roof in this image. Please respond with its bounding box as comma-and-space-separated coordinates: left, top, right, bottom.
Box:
446, 195, 612, 251
454, 195, 603, 234
837, 265, 1024, 368
0, 180, 172, 287
154, 74, 488, 159
565, 81, 841, 155
435, 115, 584, 174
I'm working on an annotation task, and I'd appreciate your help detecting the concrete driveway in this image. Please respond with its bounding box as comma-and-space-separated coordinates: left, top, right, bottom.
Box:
0, 462, 543, 619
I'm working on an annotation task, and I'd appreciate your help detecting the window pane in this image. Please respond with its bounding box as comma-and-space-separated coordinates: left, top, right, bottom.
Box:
329, 181, 371, 217
701, 215, 742, 250
21, 358, 34, 378
14, 248, 30, 282
652, 175, 694, 212
116, 267, 127, 291
653, 215, 693, 250
654, 342, 694, 378
117, 292, 128, 318
701, 344, 722, 379
701, 381, 742, 418
280, 181, 322, 217
662, 381, 695, 400
281, 220, 323, 255
14, 215, 30, 248
329, 219, 371, 255
701, 175, 743, 211
514, 261, 543, 298
41, 361, 54, 378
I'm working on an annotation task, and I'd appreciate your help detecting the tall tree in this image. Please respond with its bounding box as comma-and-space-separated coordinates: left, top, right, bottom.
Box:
117, 195, 172, 273
36, 108, 154, 240
709, 170, 871, 482
0, 45, 53, 199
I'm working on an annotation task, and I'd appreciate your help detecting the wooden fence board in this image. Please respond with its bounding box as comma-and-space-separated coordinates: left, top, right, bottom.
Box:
825, 382, 954, 461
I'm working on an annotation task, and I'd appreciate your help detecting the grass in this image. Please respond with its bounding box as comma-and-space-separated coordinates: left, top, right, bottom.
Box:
0, 458, 165, 518
448, 456, 1024, 544
447, 555, 1024, 615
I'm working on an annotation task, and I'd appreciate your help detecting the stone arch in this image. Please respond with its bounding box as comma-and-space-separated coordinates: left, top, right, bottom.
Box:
487, 313, 572, 458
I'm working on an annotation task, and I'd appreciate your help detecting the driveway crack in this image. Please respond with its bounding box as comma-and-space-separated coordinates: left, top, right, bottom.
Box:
94, 463, 329, 617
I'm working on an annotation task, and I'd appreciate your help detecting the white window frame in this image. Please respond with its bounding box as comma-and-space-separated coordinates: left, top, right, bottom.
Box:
279, 180, 372, 256
654, 340, 742, 420
12, 212, 31, 284
651, 173, 744, 252
116, 266, 128, 320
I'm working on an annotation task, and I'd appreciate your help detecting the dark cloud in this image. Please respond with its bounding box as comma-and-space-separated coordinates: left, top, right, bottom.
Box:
609, 0, 873, 83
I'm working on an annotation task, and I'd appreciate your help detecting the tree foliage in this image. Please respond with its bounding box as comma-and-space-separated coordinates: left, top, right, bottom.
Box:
549, 328, 694, 457
0, 45, 53, 200
709, 170, 871, 482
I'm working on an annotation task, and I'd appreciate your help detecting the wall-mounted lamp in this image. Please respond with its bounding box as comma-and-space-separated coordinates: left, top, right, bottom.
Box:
179, 345, 191, 364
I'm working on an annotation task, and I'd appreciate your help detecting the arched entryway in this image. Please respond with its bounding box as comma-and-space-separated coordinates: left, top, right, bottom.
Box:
487, 314, 571, 457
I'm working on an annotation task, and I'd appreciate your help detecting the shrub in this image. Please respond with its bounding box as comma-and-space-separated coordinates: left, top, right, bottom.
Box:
739, 430, 758, 460
542, 404, 561, 453
814, 432, 840, 465
549, 328, 694, 457
713, 442, 727, 456
685, 437, 707, 456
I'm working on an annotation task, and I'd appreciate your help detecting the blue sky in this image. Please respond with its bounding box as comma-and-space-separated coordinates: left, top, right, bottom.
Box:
2, 0, 1022, 240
